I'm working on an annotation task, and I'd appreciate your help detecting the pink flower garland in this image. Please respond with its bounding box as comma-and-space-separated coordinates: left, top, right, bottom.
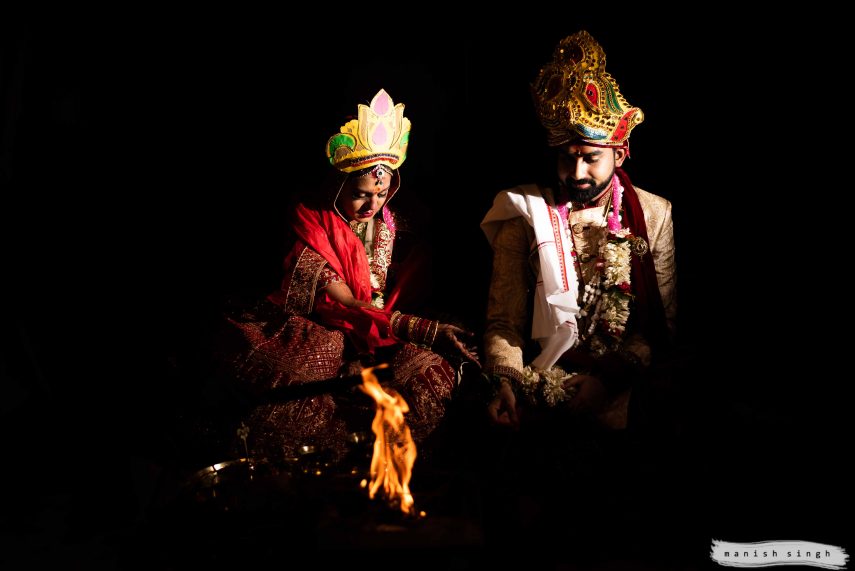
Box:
607, 173, 623, 234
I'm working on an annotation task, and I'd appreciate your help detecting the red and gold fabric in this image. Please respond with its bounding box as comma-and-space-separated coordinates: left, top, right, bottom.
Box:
219, 88, 456, 462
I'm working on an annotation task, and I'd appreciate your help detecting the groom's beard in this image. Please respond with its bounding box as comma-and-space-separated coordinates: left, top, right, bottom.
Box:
559, 170, 613, 204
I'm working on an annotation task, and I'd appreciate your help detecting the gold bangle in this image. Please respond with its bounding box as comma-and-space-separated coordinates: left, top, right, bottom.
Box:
390, 310, 402, 336
427, 320, 439, 346
407, 316, 418, 342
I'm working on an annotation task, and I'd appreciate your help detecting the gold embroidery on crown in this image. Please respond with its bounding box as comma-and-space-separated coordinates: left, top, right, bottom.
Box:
531, 31, 643, 147
325, 89, 411, 173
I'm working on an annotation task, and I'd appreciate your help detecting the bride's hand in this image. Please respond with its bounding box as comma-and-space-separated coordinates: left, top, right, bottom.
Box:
433, 323, 480, 366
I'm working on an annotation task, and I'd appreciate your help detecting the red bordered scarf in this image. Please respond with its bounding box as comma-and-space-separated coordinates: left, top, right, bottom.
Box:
267, 172, 424, 354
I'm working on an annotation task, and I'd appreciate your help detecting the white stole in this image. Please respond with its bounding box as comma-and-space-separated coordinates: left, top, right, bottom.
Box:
481, 185, 579, 369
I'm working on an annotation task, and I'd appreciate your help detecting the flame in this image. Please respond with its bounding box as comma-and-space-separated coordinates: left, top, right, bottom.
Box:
359, 364, 417, 515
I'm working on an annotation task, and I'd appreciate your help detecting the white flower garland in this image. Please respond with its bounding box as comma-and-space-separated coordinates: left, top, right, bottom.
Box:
517, 365, 578, 407
570, 176, 636, 355
597, 230, 633, 337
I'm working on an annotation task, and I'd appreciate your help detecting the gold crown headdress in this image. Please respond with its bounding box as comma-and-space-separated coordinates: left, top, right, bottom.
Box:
325, 89, 411, 173
532, 31, 643, 147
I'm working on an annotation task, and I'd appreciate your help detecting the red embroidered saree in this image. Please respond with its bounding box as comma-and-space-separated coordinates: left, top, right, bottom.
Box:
220, 172, 456, 462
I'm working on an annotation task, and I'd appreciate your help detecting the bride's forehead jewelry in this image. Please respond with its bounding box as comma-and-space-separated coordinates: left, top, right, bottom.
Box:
365, 164, 393, 184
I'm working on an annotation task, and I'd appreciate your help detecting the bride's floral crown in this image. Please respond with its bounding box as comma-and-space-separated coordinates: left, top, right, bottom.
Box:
325, 89, 411, 173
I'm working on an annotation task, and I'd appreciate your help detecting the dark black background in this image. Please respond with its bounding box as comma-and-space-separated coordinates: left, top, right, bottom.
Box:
2, 9, 851, 567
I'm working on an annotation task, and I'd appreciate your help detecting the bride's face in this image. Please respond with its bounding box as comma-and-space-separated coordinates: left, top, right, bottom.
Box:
338, 168, 393, 222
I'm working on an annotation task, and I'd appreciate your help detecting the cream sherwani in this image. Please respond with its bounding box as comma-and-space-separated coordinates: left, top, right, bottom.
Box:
481, 183, 676, 427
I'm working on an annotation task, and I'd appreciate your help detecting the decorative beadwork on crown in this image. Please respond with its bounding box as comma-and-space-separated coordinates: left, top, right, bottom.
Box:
325, 89, 411, 173
531, 31, 643, 147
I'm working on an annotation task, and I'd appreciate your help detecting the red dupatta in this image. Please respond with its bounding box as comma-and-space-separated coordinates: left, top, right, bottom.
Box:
267, 171, 405, 354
